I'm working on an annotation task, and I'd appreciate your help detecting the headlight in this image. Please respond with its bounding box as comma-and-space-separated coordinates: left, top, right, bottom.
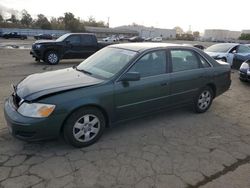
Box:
17, 102, 55, 118
35, 44, 42, 49
240, 62, 249, 70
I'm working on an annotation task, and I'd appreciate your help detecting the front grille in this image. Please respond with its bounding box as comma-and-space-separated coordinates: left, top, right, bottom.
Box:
12, 94, 21, 108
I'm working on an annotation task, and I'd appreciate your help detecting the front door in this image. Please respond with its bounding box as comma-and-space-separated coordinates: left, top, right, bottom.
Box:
114, 50, 171, 121
64, 35, 83, 59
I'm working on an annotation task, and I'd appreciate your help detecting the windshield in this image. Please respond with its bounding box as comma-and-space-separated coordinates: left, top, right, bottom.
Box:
77, 47, 137, 79
205, 44, 236, 53
56, 33, 71, 42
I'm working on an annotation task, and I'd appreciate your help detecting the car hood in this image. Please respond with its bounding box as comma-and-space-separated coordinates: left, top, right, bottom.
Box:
205, 52, 226, 57
16, 68, 104, 101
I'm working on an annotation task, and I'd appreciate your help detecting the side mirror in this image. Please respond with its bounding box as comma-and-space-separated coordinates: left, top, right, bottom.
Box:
119, 72, 140, 82
232, 50, 237, 54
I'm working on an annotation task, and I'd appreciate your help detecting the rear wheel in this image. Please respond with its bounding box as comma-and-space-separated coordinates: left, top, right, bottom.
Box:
63, 107, 106, 147
194, 87, 214, 113
45, 51, 59, 65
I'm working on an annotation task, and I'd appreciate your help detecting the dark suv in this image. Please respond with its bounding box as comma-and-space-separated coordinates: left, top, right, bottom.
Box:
30, 33, 110, 64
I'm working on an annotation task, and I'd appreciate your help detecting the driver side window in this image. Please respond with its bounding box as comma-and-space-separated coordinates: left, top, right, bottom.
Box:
66, 35, 81, 44
129, 50, 166, 77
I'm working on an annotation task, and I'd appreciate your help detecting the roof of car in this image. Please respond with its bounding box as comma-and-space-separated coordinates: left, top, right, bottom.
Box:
110, 42, 183, 52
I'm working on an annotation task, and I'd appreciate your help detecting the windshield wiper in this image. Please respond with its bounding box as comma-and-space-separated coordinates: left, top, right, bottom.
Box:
73, 66, 92, 75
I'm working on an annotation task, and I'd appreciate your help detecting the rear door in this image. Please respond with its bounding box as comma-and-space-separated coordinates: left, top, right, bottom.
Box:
168, 49, 206, 105
114, 50, 171, 120
80, 35, 99, 58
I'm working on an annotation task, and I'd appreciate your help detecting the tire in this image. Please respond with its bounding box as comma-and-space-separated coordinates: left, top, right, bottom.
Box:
194, 87, 214, 113
45, 51, 59, 65
63, 107, 106, 147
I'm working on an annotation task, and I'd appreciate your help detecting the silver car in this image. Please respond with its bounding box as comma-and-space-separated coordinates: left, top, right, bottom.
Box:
205, 43, 250, 67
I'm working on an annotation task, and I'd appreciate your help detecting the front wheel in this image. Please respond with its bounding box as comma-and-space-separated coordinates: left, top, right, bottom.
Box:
63, 107, 106, 147
194, 87, 214, 113
45, 51, 59, 65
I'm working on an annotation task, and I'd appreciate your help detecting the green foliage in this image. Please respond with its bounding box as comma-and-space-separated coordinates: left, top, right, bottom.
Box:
64, 12, 84, 32
0, 10, 106, 31
7, 14, 19, 24
239, 33, 250, 40
35, 14, 51, 29
176, 33, 195, 41
193, 31, 200, 38
83, 16, 106, 27
0, 14, 3, 23
21, 10, 33, 27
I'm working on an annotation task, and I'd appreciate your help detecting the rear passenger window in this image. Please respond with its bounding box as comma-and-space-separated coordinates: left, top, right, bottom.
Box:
170, 50, 199, 72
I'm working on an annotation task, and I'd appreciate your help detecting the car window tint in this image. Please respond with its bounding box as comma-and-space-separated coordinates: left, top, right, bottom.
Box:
171, 50, 199, 72
129, 50, 166, 77
66, 35, 81, 44
82, 35, 95, 45
237, 45, 250, 53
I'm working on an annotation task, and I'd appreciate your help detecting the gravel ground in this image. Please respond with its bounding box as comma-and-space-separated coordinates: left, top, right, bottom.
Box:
0, 47, 250, 188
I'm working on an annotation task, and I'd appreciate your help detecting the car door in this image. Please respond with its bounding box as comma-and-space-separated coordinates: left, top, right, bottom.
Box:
63, 35, 82, 59
80, 35, 99, 59
169, 49, 206, 105
114, 50, 171, 120
233, 45, 250, 69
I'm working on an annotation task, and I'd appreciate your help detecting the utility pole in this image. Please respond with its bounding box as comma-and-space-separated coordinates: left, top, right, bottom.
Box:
107, 17, 110, 28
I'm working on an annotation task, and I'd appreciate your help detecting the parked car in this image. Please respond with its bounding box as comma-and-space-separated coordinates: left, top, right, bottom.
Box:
4, 43, 231, 147
182, 44, 205, 50
2, 32, 27, 40
205, 43, 250, 69
239, 60, 250, 82
34, 34, 53, 40
128, 36, 144, 42
152, 37, 163, 42
102, 36, 118, 42
30, 33, 111, 64
144, 37, 152, 42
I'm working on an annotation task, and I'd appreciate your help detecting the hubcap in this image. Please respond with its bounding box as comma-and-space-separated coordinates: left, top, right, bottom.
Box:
73, 114, 100, 142
48, 53, 58, 64
198, 90, 211, 110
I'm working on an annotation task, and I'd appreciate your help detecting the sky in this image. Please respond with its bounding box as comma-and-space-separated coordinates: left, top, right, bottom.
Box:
0, 0, 249, 32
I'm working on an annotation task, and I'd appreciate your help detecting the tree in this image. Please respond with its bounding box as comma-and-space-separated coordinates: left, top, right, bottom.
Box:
193, 31, 200, 38
35, 14, 51, 29
84, 16, 106, 27
0, 14, 3, 23
21, 10, 33, 27
50, 17, 64, 30
239, 33, 250, 40
174, 26, 184, 35
8, 14, 19, 24
63, 12, 84, 32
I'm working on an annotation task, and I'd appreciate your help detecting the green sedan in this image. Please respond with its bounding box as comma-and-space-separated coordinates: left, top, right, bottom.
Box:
4, 43, 231, 147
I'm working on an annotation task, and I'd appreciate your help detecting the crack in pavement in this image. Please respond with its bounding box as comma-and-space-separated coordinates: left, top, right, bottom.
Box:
187, 155, 250, 188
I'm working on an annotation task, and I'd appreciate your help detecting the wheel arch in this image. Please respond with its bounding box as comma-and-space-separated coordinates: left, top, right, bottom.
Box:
60, 104, 110, 134
206, 83, 216, 98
